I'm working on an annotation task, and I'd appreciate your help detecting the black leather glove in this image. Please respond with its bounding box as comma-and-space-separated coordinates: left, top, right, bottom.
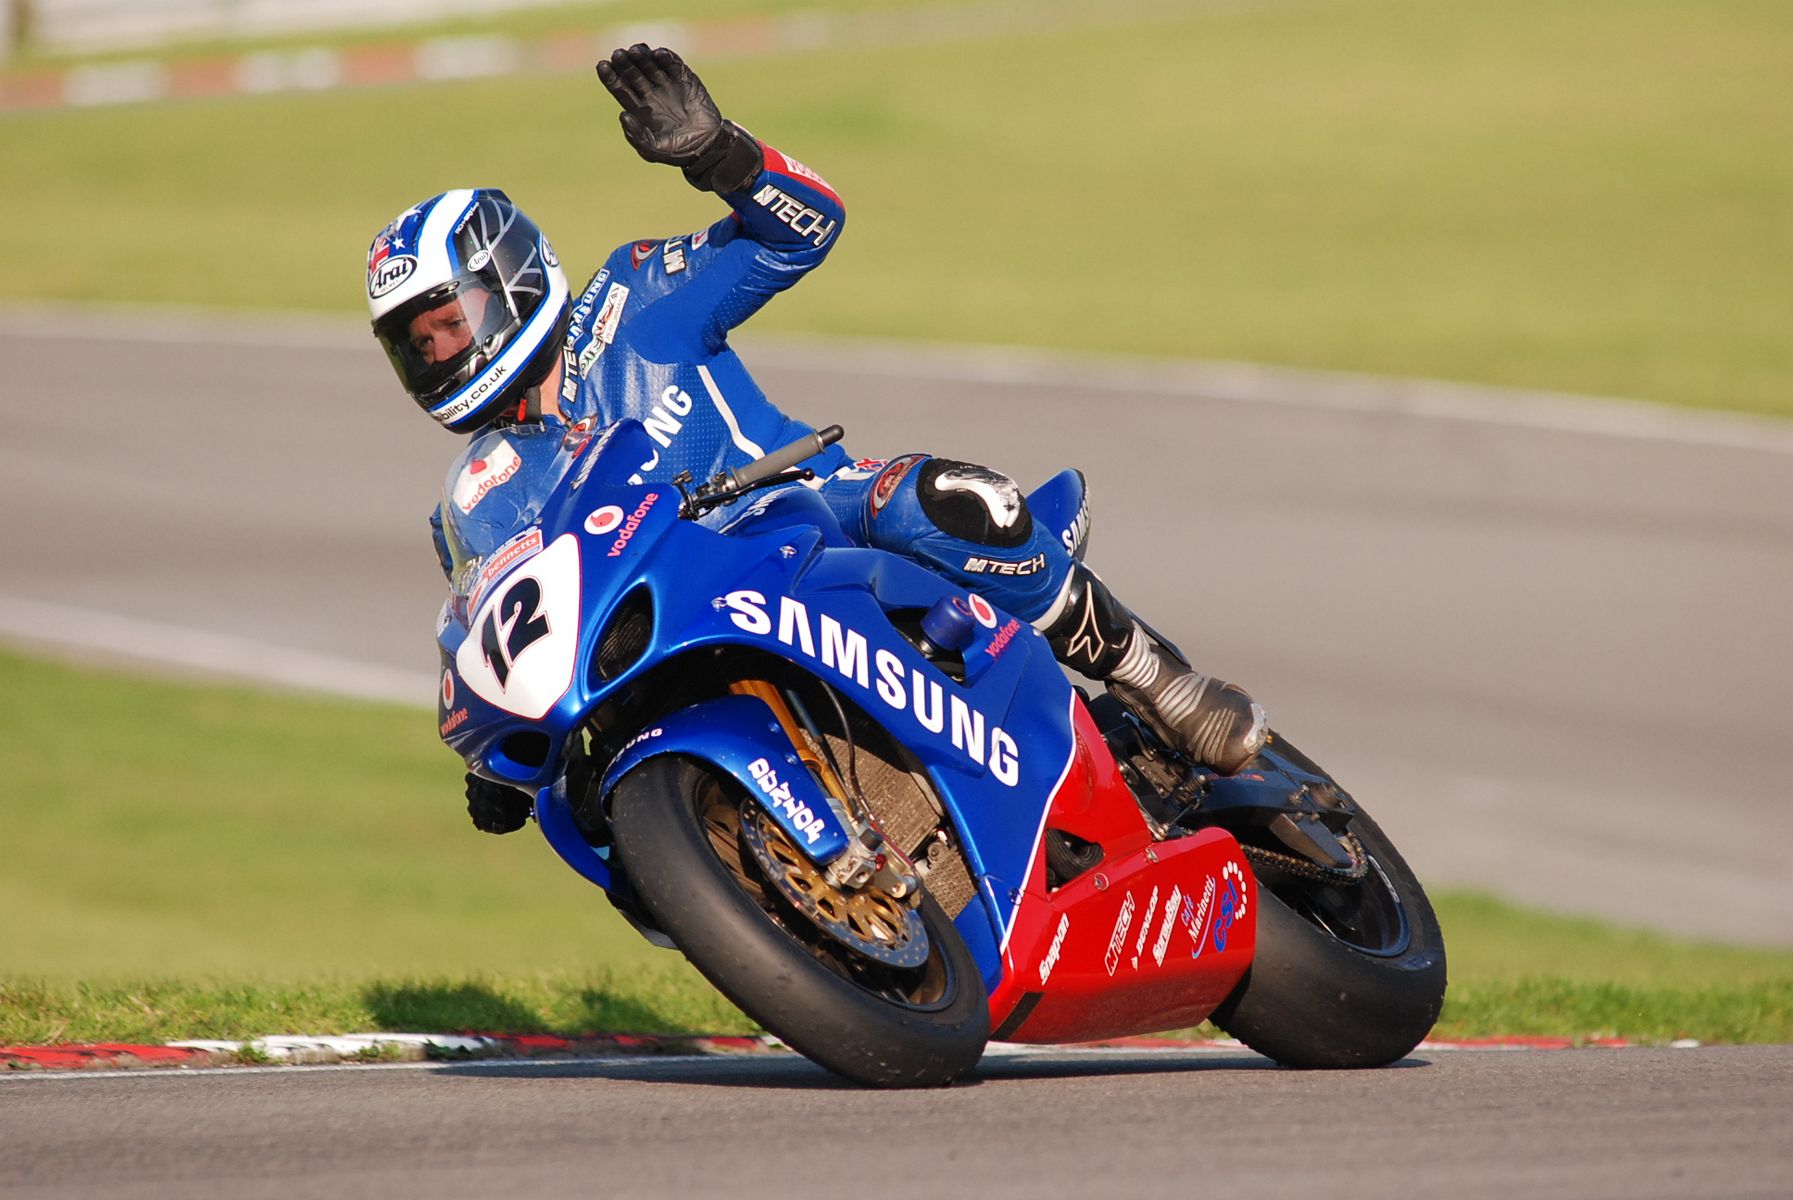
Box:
465, 773, 532, 835
596, 44, 763, 194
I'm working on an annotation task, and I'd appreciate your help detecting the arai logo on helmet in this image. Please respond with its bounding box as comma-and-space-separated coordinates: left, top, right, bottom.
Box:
466, 249, 492, 272
369, 254, 417, 299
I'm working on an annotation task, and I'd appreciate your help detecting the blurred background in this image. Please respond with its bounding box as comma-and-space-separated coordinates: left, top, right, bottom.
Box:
1, 0, 1789, 992
4, 0, 1791, 411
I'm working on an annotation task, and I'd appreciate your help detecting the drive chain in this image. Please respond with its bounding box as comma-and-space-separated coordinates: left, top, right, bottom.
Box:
1240, 831, 1370, 886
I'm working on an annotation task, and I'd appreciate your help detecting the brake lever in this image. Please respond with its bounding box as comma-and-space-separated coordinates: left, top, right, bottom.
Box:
679, 466, 817, 519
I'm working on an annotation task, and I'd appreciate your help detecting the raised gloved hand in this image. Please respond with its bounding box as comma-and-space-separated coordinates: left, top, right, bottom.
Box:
465, 772, 533, 835
596, 43, 763, 194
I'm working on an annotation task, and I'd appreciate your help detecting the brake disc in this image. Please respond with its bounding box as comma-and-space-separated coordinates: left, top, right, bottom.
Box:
738, 803, 929, 969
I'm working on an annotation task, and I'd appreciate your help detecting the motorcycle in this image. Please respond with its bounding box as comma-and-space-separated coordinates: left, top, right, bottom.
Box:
434, 417, 1447, 1086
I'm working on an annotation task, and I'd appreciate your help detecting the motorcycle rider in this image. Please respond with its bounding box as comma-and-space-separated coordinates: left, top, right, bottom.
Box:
366, 45, 1267, 834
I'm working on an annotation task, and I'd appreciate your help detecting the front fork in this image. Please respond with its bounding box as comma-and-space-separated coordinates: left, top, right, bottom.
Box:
726, 676, 924, 901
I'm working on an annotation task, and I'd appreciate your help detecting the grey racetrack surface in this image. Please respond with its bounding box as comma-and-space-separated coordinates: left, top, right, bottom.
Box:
3, 1045, 1790, 1199
4, 308, 1790, 943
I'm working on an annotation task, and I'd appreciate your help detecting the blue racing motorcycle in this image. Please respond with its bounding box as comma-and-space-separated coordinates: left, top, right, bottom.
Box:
434, 418, 1446, 1086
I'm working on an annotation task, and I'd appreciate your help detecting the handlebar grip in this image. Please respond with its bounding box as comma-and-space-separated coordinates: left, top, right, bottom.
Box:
732, 424, 845, 488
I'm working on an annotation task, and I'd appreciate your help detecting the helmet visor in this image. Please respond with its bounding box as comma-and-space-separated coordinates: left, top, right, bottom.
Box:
372, 276, 516, 409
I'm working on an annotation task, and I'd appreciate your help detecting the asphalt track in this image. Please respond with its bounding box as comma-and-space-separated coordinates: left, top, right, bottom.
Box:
2, 1044, 1789, 1198
4, 307, 1791, 944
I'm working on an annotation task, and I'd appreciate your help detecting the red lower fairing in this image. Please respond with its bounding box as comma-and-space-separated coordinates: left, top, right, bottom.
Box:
985, 697, 1256, 1043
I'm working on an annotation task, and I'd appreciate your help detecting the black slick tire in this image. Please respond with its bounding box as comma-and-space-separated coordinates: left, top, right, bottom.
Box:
1210, 811, 1447, 1068
610, 756, 989, 1087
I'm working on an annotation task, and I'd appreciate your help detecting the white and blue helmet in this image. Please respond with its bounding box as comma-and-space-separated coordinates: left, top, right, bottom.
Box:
367, 189, 570, 434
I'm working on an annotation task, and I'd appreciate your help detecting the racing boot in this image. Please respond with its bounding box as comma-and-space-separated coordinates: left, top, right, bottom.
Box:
1038, 562, 1268, 775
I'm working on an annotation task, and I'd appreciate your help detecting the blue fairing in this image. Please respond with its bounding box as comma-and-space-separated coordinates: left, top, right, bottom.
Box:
435, 419, 1079, 978
533, 693, 856, 894
597, 694, 854, 862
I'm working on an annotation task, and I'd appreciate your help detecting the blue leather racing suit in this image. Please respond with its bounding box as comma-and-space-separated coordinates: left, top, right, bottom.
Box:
437, 140, 1075, 623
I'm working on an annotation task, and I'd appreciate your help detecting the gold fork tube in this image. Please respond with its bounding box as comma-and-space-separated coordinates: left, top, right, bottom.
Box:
727, 677, 848, 801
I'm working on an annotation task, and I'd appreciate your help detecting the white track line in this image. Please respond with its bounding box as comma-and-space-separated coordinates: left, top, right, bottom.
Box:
0, 1055, 732, 1083
0, 1039, 1709, 1085
6, 303, 1791, 454
0, 595, 434, 705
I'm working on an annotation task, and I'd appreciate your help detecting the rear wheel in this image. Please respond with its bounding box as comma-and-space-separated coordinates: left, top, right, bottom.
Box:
610, 756, 989, 1087
1210, 810, 1446, 1067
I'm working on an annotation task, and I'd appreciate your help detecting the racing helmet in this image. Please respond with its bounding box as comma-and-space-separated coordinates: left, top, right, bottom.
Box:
367, 188, 570, 434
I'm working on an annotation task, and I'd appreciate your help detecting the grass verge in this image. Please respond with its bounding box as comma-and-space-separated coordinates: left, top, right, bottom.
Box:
3, 0, 1791, 416
1420, 892, 1793, 1043
2, 649, 1789, 1046
1430, 978, 1793, 1045
5, 964, 1788, 1048
0, 970, 754, 1047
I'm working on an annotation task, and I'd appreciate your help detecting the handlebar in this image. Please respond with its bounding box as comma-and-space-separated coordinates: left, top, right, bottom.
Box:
731, 424, 844, 490
679, 424, 846, 518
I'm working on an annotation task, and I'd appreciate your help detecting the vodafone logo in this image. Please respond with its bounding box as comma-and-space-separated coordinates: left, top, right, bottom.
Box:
441, 670, 455, 707
585, 506, 625, 535
606, 492, 661, 557
968, 594, 999, 628
453, 441, 523, 514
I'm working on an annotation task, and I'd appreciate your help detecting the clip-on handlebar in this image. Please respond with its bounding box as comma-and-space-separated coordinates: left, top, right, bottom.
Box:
677, 424, 845, 518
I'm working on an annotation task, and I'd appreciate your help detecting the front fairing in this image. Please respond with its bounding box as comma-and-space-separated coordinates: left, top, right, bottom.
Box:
439, 420, 591, 599
443, 489, 1071, 840
435, 418, 678, 766
431, 419, 1257, 1026
431, 421, 1078, 955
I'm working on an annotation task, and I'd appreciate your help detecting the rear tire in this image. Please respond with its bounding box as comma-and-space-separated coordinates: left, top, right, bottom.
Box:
611, 756, 989, 1087
1210, 811, 1446, 1067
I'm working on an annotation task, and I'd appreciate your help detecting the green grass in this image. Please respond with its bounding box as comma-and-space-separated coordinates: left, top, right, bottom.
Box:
1431, 979, 1793, 1045
3, 0, 1791, 416
1433, 892, 1793, 989
0, 972, 753, 1047
1427, 894, 1793, 1043
0, 650, 677, 979
2, 648, 1790, 1047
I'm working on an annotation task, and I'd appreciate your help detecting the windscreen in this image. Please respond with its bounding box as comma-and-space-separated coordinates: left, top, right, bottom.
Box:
438, 423, 584, 595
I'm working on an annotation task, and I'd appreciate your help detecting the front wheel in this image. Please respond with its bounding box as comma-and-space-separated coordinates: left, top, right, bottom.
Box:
1210, 810, 1447, 1067
610, 756, 989, 1087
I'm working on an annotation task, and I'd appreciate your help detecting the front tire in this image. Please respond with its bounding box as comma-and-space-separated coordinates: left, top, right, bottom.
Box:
1210, 810, 1447, 1067
610, 756, 989, 1087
